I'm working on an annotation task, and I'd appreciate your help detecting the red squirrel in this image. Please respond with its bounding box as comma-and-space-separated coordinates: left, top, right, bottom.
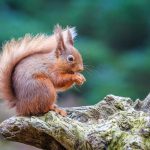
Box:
0, 25, 86, 116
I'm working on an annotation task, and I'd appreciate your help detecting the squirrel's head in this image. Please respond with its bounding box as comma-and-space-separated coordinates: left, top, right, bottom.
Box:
54, 25, 84, 73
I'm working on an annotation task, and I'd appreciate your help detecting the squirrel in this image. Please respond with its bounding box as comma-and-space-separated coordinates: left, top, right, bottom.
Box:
0, 25, 86, 116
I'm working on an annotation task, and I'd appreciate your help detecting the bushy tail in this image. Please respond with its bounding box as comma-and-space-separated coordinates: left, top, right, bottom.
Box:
0, 26, 76, 107
0, 34, 52, 107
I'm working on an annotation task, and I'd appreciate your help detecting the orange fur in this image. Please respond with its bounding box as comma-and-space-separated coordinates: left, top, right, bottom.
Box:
0, 25, 85, 116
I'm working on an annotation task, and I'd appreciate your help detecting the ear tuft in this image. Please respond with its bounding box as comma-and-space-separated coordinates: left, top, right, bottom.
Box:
69, 27, 77, 40
65, 26, 77, 45
54, 24, 63, 34
60, 26, 77, 45
67, 26, 74, 45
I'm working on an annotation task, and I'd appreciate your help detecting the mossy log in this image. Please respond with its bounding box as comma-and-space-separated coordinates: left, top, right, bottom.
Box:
0, 94, 150, 150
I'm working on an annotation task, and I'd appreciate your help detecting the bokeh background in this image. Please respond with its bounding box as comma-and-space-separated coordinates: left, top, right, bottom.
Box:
0, 0, 150, 149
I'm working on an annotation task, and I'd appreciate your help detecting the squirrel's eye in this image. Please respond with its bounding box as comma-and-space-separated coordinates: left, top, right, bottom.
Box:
67, 55, 74, 62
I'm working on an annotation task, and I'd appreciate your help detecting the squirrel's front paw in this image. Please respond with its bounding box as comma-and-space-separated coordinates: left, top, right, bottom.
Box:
74, 73, 86, 85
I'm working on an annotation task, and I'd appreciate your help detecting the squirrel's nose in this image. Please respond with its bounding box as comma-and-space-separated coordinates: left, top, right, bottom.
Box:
78, 65, 84, 72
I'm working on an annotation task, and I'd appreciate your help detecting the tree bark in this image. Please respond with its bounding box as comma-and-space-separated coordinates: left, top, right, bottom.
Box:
0, 94, 150, 150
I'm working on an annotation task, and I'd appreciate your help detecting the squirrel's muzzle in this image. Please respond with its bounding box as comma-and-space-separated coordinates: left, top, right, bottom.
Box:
78, 64, 84, 72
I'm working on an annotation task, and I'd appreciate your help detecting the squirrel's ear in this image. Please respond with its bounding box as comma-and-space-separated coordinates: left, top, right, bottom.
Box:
54, 25, 65, 58
67, 27, 74, 45
66, 26, 77, 46
56, 34, 65, 58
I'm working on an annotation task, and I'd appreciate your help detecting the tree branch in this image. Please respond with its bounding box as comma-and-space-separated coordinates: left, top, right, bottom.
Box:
0, 94, 150, 150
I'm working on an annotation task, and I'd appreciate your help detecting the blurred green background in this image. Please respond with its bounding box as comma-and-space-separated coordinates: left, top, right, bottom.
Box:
0, 0, 150, 149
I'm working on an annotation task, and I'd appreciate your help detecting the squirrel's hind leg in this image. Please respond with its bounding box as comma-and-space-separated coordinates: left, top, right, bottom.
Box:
33, 74, 67, 116
15, 76, 57, 116
16, 76, 67, 117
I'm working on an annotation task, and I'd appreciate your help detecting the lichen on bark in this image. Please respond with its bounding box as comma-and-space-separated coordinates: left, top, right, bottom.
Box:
0, 94, 150, 150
